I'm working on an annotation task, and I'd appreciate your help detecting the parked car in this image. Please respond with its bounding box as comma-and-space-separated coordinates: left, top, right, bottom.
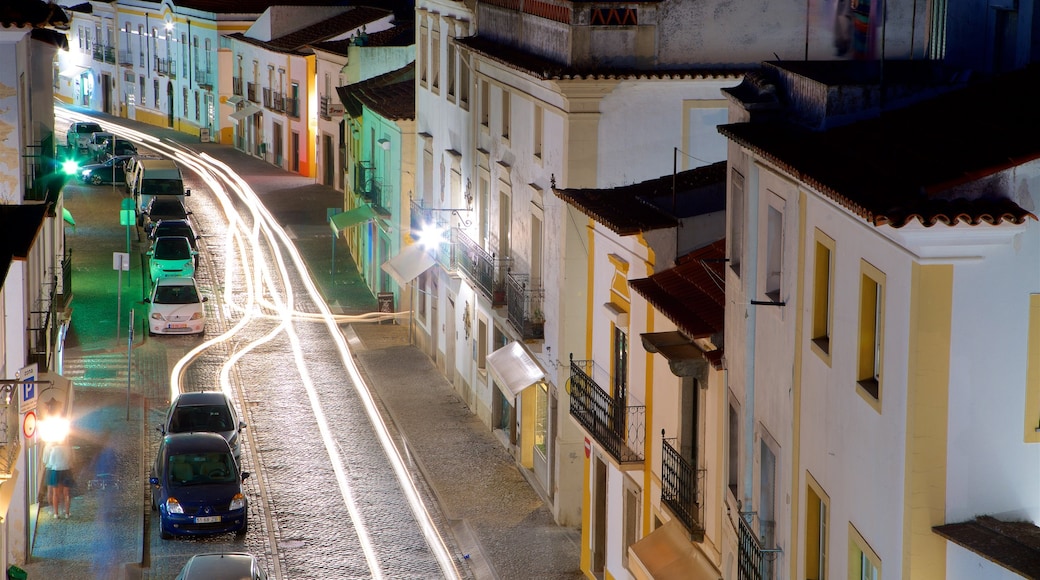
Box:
174, 553, 268, 580
147, 236, 197, 282
79, 155, 133, 185
66, 121, 103, 153
149, 432, 249, 539
124, 153, 164, 191
145, 276, 206, 336
87, 131, 115, 161
149, 219, 200, 253
142, 197, 191, 234
99, 137, 138, 160
158, 391, 247, 462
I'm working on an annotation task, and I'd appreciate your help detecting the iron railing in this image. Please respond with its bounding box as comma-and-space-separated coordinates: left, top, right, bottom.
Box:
233, 77, 243, 96
263, 87, 272, 109
738, 513, 781, 580
320, 95, 331, 119
92, 44, 115, 63
118, 49, 133, 66
195, 69, 212, 88
247, 82, 258, 103
455, 228, 505, 300
661, 436, 705, 539
23, 138, 56, 202
272, 92, 284, 112
568, 356, 645, 464
0, 393, 21, 477
506, 270, 544, 338
28, 277, 59, 370
58, 251, 72, 310
285, 97, 299, 118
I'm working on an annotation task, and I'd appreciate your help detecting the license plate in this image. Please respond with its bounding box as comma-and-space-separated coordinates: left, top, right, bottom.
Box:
195, 515, 220, 524
168, 323, 187, 329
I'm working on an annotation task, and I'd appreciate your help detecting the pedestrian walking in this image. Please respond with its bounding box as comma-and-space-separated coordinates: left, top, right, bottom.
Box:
43, 439, 74, 519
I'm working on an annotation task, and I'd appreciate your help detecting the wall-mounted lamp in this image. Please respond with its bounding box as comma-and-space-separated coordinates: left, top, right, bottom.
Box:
464, 178, 473, 208
378, 138, 391, 151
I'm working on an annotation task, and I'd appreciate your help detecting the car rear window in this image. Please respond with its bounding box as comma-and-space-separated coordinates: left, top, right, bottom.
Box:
77, 123, 102, 134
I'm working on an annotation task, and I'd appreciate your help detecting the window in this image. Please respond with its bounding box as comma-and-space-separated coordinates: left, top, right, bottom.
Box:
730, 169, 745, 276
805, 476, 828, 580
857, 261, 885, 403
728, 400, 739, 498
501, 90, 510, 139
478, 174, 490, 248
622, 479, 640, 568
204, 38, 212, 72
534, 382, 548, 455
431, 28, 440, 92
480, 81, 490, 127
153, 79, 159, 108
498, 186, 510, 260
459, 51, 470, 108
849, 524, 881, 580
194, 92, 200, 121
447, 39, 456, 100
139, 26, 146, 67
613, 326, 628, 404
477, 318, 487, 370
419, 24, 428, 87
183, 86, 188, 115
812, 231, 835, 357
533, 105, 543, 159
760, 436, 778, 579
181, 33, 187, 77
139, 76, 145, 106
765, 195, 784, 301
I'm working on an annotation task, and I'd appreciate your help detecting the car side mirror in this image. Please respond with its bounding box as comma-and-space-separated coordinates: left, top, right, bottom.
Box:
202, 296, 209, 302
184, 189, 191, 196
239, 421, 247, 431
148, 477, 159, 486
241, 472, 250, 481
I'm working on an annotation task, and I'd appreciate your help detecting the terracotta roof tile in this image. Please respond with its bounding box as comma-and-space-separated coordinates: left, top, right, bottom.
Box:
934, 516, 1040, 578
554, 161, 726, 236
0, 0, 69, 29
455, 35, 746, 81
266, 7, 392, 52
629, 239, 727, 349
174, 0, 347, 14
335, 62, 415, 120
719, 64, 1040, 228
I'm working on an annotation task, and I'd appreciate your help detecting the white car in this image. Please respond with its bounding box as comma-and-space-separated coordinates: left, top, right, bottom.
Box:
147, 277, 206, 336
147, 236, 197, 282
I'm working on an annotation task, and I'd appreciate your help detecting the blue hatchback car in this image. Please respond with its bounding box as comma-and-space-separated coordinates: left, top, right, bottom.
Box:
150, 432, 249, 539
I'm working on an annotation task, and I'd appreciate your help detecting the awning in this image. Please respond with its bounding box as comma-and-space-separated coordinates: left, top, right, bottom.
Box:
330, 205, 377, 235
629, 519, 722, 580
227, 103, 262, 122
381, 244, 436, 287
58, 65, 89, 79
225, 95, 244, 105
62, 208, 75, 227
641, 331, 709, 379
486, 341, 544, 398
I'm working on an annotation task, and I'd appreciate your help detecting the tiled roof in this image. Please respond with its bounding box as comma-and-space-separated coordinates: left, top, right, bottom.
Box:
266, 7, 392, 52
175, 0, 348, 14
0, 203, 49, 282
335, 62, 415, 121
227, 7, 392, 55
934, 516, 1040, 578
455, 35, 747, 81
629, 239, 726, 350
554, 161, 727, 236
0, 1, 69, 29
310, 21, 414, 55
718, 64, 1040, 228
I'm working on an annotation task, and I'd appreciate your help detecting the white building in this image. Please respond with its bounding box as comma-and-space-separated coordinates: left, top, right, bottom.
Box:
721, 60, 1040, 579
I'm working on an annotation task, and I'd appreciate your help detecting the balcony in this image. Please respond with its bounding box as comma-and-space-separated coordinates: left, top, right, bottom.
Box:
568, 357, 645, 465
661, 436, 705, 540
155, 57, 169, 76
738, 513, 781, 580
118, 50, 133, 66
233, 77, 243, 96
456, 229, 509, 301
0, 397, 22, 478
272, 92, 284, 112
320, 95, 331, 119
195, 69, 213, 89
23, 138, 57, 202
506, 270, 543, 338
285, 97, 299, 118
247, 82, 258, 103
263, 87, 272, 109
58, 251, 72, 310
29, 276, 60, 370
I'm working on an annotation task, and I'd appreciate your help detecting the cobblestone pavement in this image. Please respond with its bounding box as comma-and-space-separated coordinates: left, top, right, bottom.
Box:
21, 107, 581, 580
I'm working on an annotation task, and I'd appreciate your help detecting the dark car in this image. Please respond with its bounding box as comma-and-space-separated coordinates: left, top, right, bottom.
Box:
149, 219, 200, 258
175, 553, 268, 580
99, 137, 138, 160
158, 391, 247, 462
149, 432, 249, 539
79, 155, 133, 185
143, 197, 191, 234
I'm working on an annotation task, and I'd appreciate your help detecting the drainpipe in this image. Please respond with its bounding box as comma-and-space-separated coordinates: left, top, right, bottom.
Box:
742, 171, 760, 514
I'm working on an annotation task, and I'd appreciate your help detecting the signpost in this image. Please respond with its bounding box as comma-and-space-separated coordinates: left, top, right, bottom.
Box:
114, 252, 130, 337
16, 364, 38, 415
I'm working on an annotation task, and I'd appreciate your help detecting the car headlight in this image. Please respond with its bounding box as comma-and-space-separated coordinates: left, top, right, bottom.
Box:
151, 312, 166, 321
189, 312, 203, 320
229, 493, 246, 511
165, 497, 184, 514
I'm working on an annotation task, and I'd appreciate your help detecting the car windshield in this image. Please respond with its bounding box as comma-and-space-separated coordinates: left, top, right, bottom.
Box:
149, 201, 185, 216
141, 179, 182, 195
169, 405, 233, 433
167, 452, 236, 485
76, 124, 101, 134
153, 238, 191, 260
153, 284, 199, 304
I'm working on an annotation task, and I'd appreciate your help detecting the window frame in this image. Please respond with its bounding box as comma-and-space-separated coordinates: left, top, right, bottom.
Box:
812, 230, 836, 362
856, 259, 886, 410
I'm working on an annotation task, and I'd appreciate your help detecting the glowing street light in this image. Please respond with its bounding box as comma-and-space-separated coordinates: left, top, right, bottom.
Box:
38, 415, 70, 443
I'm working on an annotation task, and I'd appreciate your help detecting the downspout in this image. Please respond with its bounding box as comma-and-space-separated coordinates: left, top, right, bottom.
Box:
742, 170, 760, 513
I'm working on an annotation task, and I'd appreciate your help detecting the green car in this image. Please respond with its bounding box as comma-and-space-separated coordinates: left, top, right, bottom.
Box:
147, 236, 197, 282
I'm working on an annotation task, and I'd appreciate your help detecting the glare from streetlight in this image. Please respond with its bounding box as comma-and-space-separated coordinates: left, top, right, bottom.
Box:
38, 416, 70, 443
417, 223, 443, 250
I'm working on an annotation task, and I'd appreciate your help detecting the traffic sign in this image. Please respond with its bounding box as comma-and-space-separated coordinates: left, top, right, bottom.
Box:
22, 411, 36, 439
120, 197, 135, 226
16, 364, 38, 414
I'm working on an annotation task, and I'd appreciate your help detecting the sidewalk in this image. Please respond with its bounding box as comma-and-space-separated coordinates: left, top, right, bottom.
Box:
24, 109, 580, 579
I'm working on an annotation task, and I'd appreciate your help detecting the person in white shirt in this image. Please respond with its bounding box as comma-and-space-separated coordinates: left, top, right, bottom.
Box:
43, 439, 73, 519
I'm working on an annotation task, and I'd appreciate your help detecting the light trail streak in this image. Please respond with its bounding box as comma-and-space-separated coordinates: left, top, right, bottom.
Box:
56, 110, 459, 578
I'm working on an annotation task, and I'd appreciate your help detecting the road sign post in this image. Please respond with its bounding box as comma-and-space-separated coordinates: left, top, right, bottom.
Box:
114, 252, 129, 337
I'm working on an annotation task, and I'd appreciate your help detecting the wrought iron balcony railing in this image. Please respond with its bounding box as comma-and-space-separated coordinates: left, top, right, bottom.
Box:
738, 513, 781, 580
118, 50, 133, 66
103, 46, 116, 64
247, 82, 258, 103
91, 44, 114, 63
58, 251, 72, 310
195, 69, 213, 89
285, 97, 299, 118
506, 270, 543, 338
263, 88, 273, 109
233, 77, 243, 96
409, 198, 434, 234
0, 394, 22, 478
456, 229, 509, 301
568, 356, 645, 464
661, 435, 705, 540
92, 44, 103, 62
320, 95, 331, 120
29, 275, 60, 370
23, 139, 57, 202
